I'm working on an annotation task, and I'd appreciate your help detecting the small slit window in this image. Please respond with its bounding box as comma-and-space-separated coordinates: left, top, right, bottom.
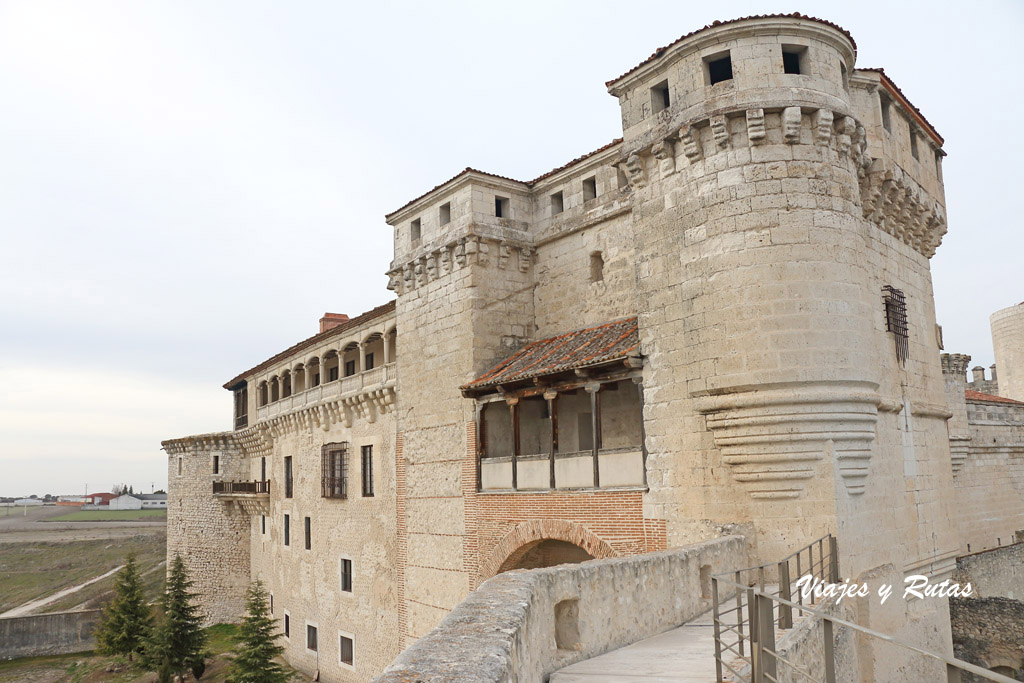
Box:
583, 176, 597, 202
551, 191, 564, 215
840, 62, 849, 91
935, 149, 943, 182
781, 45, 807, 75
495, 196, 510, 218
341, 558, 353, 592
590, 251, 604, 283
705, 52, 733, 85
439, 202, 451, 226
880, 95, 892, 132
304, 516, 311, 550
410, 218, 421, 243
212, 455, 219, 474
650, 80, 670, 113
617, 165, 628, 189
910, 129, 919, 160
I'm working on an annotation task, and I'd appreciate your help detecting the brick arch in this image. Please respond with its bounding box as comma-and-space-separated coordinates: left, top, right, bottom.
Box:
480, 520, 617, 579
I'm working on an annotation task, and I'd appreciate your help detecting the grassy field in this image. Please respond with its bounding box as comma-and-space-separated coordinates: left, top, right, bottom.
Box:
0, 532, 166, 614
0, 623, 303, 682
46, 509, 167, 522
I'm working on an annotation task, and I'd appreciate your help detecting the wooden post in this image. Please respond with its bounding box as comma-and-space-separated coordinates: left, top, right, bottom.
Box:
737, 570, 745, 657
824, 618, 837, 683
829, 534, 840, 583
587, 383, 601, 488
756, 593, 777, 683
778, 561, 793, 629
545, 390, 558, 490
712, 577, 723, 683
509, 398, 519, 491
748, 588, 759, 681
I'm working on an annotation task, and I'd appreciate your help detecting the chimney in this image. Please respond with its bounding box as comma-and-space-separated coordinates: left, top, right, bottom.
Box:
971, 366, 986, 384
320, 313, 349, 333
990, 364, 998, 382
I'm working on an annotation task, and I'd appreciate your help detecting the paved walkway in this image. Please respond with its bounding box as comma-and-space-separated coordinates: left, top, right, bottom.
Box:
551, 607, 722, 682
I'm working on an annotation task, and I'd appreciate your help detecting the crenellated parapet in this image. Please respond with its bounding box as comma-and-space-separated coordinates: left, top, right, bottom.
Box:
386, 231, 533, 295
941, 353, 972, 378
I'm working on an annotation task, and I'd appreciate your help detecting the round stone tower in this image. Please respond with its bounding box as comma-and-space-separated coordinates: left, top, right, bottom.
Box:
609, 14, 954, 574
991, 302, 1024, 402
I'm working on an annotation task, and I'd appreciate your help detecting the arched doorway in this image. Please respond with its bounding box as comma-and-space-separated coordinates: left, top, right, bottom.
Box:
480, 519, 616, 579
497, 538, 595, 573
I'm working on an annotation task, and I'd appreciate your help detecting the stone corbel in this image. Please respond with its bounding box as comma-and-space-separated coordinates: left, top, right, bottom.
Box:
694, 382, 882, 498
518, 246, 533, 273
651, 139, 676, 177
624, 153, 646, 189
440, 245, 452, 274
497, 243, 512, 270
426, 252, 438, 280
746, 108, 766, 144
403, 264, 415, 290
710, 114, 730, 149
812, 109, 834, 147
837, 116, 856, 158
679, 125, 703, 162
386, 270, 401, 293
782, 107, 802, 144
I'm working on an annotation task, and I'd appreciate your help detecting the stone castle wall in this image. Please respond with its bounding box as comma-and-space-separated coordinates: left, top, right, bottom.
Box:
163, 434, 251, 625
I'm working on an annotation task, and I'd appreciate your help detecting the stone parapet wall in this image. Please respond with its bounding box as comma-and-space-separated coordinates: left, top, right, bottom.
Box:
951, 597, 1024, 680
953, 543, 1024, 601
0, 610, 101, 659
373, 536, 745, 683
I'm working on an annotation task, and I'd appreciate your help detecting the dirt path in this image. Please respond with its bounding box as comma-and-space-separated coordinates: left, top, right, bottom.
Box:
0, 564, 126, 618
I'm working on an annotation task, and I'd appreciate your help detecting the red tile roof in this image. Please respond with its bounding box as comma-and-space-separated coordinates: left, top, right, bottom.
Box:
462, 317, 640, 393
384, 139, 622, 220
965, 390, 1024, 406
604, 13, 856, 88
223, 300, 396, 389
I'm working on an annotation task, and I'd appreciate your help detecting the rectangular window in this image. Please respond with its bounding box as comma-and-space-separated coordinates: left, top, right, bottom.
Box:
650, 80, 670, 113
261, 456, 266, 482
304, 516, 311, 550
705, 51, 733, 85
329, 365, 339, 382
284, 613, 290, 638
339, 634, 354, 667
781, 45, 807, 75
345, 359, 356, 377
313, 371, 320, 386
261, 515, 266, 535
284, 456, 293, 498
284, 514, 290, 546
495, 196, 510, 218
307, 624, 318, 652
883, 285, 909, 366
439, 202, 451, 226
880, 95, 892, 132
177, 457, 182, 476
583, 176, 597, 202
270, 594, 273, 614
551, 191, 564, 215
410, 218, 421, 242
212, 455, 219, 474
322, 443, 349, 499
910, 129, 919, 160
234, 386, 248, 429
341, 558, 353, 592
365, 353, 374, 371
361, 445, 374, 497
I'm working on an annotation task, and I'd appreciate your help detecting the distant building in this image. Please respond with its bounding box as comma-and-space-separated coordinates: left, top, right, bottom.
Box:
109, 493, 167, 510
13, 498, 43, 506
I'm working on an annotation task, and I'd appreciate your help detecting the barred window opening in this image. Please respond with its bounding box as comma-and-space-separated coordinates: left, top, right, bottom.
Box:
883, 285, 909, 366
322, 442, 349, 499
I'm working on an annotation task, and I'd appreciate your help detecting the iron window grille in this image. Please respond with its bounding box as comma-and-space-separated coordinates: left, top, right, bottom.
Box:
322, 442, 349, 499
882, 285, 909, 366
361, 445, 374, 497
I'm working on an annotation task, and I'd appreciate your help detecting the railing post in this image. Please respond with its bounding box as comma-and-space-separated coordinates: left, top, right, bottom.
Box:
712, 578, 723, 683
829, 535, 840, 583
823, 617, 836, 683
736, 571, 745, 657
756, 593, 777, 683
748, 588, 759, 681
778, 561, 793, 629
946, 663, 962, 683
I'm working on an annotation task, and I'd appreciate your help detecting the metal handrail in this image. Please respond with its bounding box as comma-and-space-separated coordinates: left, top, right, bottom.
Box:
711, 534, 839, 683
712, 580, 1017, 683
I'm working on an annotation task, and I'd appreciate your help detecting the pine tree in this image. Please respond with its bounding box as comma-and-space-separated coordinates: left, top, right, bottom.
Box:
145, 553, 208, 681
227, 580, 288, 683
95, 552, 153, 661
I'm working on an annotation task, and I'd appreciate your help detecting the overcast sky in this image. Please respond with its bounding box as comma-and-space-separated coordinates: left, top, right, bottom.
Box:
1, 1, 1021, 497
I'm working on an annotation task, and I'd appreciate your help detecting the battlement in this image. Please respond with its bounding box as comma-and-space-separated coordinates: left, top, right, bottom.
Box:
941, 353, 972, 377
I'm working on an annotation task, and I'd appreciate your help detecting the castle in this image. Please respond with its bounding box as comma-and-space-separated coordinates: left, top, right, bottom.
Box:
162, 15, 1024, 681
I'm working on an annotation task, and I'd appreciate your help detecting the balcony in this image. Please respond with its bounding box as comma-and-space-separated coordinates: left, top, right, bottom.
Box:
255, 362, 396, 423
213, 479, 270, 515
480, 447, 644, 491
